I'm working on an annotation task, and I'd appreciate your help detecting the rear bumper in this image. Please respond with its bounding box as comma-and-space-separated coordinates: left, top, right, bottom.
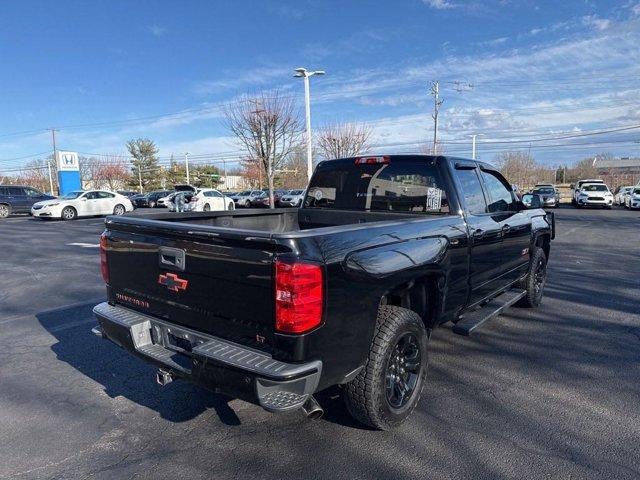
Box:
93, 302, 322, 412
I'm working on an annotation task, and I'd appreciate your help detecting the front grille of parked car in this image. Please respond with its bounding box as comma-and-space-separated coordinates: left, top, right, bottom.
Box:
589, 196, 604, 201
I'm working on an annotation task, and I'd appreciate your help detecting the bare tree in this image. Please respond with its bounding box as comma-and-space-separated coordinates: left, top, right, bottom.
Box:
494, 151, 554, 189
224, 91, 302, 208
316, 121, 373, 159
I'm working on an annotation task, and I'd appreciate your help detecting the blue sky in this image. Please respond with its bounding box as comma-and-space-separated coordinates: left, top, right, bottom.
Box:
1, 0, 639, 173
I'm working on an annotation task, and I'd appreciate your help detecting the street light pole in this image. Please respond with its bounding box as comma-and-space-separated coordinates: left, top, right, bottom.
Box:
184, 152, 190, 185
294, 67, 325, 181
468, 133, 485, 160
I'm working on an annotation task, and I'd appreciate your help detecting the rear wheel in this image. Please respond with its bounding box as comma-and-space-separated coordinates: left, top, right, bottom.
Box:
227, 202, 235, 210
113, 204, 125, 215
516, 247, 547, 308
0, 204, 10, 218
343, 305, 429, 430
149, 201, 156, 208
61, 206, 77, 221
203, 203, 211, 212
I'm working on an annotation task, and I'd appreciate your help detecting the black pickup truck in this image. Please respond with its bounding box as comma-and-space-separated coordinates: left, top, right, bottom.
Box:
92, 155, 554, 429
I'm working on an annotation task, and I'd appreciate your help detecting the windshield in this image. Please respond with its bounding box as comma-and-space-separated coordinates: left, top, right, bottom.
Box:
61, 191, 84, 199
238, 190, 251, 196
634, 189, 640, 195
582, 184, 608, 192
290, 190, 304, 195
533, 187, 555, 194
304, 158, 450, 214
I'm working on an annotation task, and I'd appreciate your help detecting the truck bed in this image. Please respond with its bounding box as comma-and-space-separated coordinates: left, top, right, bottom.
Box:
116, 207, 423, 235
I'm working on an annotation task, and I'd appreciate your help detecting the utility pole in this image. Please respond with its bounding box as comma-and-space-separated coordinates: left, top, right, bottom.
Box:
430, 81, 443, 154
47, 161, 54, 195
184, 152, 190, 185
223, 158, 227, 190
48, 128, 59, 195
294, 68, 325, 181
49, 128, 58, 156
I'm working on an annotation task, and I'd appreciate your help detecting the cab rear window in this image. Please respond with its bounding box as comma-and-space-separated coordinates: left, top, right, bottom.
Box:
304, 158, 450, 214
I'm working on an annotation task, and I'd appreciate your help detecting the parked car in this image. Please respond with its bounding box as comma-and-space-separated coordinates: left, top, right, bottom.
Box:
129, 193, 146, 208
232, 190, 268, 208
614, 186, 634, 206
531, 186, 559, 208
572, 179, 604, 206
31, 190, 133, 220
117, 190, 138, 198
251, 189, 289, 207
137, 190, 172, 208
575, 183, 613, 208
624, 187, 640, 209
92, 154, 554, 430
164, 185, 199, 212
279, 189, 306, 207
189, 188, 235, 212
0, 185, 56, 218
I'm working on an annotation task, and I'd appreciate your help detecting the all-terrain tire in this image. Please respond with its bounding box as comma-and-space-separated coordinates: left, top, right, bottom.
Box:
343, 305, 429, 430
516, 247, 547, 308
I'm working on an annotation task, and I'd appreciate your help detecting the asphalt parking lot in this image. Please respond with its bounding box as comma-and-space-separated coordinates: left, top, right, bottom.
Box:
1, 206, 639, 480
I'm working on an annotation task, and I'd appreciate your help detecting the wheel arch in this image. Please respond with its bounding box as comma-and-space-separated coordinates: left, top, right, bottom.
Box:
381, 276, 442, 331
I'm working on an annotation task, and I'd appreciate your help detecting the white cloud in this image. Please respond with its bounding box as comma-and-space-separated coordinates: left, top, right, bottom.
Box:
193, 66, 291, 94
631, 3, 640, 16
581, 15, 611, 31
422, 0, 457, 10
477, 36, 509, 46
145, 25, 166, 37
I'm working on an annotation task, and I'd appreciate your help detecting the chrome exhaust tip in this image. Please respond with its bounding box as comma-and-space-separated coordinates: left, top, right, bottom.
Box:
301, 395, 323, 420
156, 369, 173, 386
91, 326, 103, 338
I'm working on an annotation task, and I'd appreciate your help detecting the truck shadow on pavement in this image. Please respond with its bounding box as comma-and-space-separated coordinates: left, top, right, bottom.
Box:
36, 302, 242, 426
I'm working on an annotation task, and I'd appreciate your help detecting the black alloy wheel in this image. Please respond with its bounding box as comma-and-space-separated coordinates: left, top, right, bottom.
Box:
385, 333, 422, 409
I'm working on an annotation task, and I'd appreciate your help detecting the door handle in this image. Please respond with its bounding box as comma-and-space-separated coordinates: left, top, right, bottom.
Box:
501, 224, 511, 234
472, 228, 485, 238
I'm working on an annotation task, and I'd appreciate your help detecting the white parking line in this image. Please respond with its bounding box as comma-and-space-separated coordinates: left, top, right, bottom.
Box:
67, 242, 100, 248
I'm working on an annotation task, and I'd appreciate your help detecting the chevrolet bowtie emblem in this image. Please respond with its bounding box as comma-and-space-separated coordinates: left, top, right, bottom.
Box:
158, 272, 188, 292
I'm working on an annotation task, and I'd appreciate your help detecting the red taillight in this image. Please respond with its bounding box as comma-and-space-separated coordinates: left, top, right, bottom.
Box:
275, 259, 324, 334
354, 156, 390, 165
100, 233, 109, 284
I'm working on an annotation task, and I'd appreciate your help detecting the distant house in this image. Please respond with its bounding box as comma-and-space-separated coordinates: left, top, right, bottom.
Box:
592, 157, 640, 189
594, 157, 640, 175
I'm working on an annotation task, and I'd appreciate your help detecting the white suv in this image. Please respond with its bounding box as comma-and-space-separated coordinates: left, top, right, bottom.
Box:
575, 183, 613, 209
572, 179, 604, 206
624, 187, 640, 210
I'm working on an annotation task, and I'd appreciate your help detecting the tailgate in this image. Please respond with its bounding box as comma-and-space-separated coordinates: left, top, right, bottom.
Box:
104, 226, 286, 352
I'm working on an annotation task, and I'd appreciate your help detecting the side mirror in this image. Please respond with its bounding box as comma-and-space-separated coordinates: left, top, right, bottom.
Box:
521, 193, 542, 209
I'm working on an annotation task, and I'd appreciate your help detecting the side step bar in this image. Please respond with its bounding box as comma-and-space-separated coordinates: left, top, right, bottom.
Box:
453, 289, 526, 336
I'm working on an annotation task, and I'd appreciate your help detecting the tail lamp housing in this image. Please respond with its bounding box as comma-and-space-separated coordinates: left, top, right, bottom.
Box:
275, 259, 324, 334
100, 233, 109, 284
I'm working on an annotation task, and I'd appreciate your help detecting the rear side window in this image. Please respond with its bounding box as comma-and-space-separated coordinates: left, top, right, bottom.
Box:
454, 168, 487, 215
305, 158, 450, 214
8, 187, 25, 195
98, 191, 115, 198
480, 170, 515, 212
